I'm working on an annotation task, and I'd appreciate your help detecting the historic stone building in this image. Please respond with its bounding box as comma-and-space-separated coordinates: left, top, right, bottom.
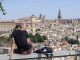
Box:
0, 15, 44, 34
0, 22, 15, 32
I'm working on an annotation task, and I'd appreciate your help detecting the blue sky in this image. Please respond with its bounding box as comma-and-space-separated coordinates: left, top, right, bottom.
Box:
0, 0, 80, 20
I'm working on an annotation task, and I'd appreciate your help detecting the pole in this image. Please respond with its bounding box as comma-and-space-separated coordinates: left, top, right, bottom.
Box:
76, 35, 79, 47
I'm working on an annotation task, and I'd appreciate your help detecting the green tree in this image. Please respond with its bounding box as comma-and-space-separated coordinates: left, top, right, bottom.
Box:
28, 33, 46, 43
64, 36, 69, 41
0, 1, 6, 15
42, 35, 47, 40
64, 36, 79, 45
28, 33, 33, 38
28, 33, 37, 43
68, 39, 79, 44
35, 33, 44, 42
32, 36, 37, 43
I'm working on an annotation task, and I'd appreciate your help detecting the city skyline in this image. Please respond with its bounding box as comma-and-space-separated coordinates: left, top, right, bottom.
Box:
0, 0, 80, 20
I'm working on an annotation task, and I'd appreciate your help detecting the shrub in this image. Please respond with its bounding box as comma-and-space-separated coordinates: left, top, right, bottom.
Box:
0, 36, 10, 46
64, 36, 79, 45
28, 33, 47, 43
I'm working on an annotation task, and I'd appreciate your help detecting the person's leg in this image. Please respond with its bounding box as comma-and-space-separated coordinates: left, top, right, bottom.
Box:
20, 44, 33, 55
21, 47, 33, 55
27, 48, 33, 54
26, 44, 33, 54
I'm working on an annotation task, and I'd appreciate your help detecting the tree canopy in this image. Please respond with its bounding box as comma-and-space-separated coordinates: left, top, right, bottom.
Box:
64, 36, 79, 45
28, 33, 47, 43
0, 1, 6, 15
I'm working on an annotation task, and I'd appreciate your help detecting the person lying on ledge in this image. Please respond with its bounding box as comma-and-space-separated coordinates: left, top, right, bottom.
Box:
8, 25, 33, 55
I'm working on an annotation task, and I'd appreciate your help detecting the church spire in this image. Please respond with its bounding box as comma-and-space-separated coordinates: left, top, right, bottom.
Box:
38, 14, 42, 20
58, 9, 62, 19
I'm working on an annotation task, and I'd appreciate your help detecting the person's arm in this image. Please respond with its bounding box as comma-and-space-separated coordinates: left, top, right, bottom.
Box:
8, 38, 15, 56
8, 31, 16, 56
8, 38, 16, 60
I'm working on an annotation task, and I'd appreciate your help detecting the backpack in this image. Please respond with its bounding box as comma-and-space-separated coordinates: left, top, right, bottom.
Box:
34, 47, 53, 58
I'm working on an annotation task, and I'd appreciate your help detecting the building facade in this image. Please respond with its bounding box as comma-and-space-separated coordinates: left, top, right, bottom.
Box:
0, 22, 15, 32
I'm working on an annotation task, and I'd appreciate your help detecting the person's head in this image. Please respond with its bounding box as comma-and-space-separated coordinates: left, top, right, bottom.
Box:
15, 25, 22, 30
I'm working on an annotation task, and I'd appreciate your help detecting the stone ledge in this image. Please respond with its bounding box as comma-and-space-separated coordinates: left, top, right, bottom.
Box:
0, 53, 46, 60
0, 47, 10, 54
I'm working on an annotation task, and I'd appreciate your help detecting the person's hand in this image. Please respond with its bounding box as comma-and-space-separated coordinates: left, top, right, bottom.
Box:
27, 38, 33, 45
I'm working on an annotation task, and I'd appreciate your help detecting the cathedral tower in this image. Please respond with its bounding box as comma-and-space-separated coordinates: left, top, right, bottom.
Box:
58, 9, 62, 19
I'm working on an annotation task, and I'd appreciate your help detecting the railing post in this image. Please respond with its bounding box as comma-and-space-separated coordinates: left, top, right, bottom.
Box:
75, 55, 77, 60
38, 53, 41, 60
47, 53, 53, 60
75, 50, 78, 60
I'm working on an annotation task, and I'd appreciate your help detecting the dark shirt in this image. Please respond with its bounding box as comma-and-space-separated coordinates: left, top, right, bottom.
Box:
11, 30, 31, 50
